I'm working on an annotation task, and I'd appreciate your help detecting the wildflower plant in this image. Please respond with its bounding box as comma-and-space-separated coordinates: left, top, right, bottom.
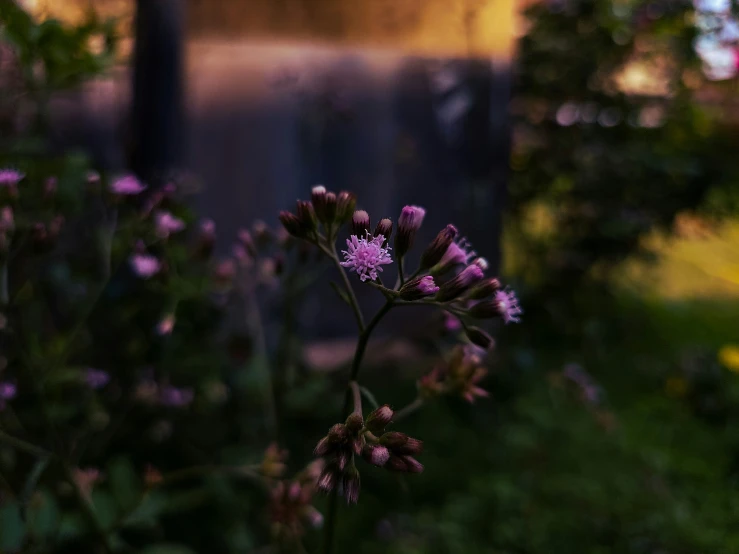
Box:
278, 185, 521, 552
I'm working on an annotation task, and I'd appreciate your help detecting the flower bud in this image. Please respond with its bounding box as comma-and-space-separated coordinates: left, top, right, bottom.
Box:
345, 412, 364, 433
467, 278, 501, 300
195, 219, 216, 258
327, 423, 349, 444
365, 404, 393, 435
399, 275, 440, 301
467, 300, 498, 319
252, 220, 272, 248
324, 192, 337, 224
237, 229, 257, 257
279, 211, 302, 237
400, 455, 424, 473
420, 224, 457, 269
0, 207, 14, 234
352, 210, 371, 237
494, 289, 523, 324
336, 449, 351, 471
393, 437, 423, 455
394, 205, 426, 257
314, 436, 332, 457
317, 463, 340, 493
296, 200, 317, 235
436, 264, 484, 302
373, 218, 393, 244
362, 444, 390, 467
336, 191, 357, 223
465, 326, 494, 350
379, 431, 410, 450
342, 465, 361, 505
311, 185, 328, 222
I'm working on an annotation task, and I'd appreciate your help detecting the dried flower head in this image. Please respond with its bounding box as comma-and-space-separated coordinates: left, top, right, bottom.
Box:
340, 233, 393, 282
435, 236, 475, 274
421, 224, 458, 269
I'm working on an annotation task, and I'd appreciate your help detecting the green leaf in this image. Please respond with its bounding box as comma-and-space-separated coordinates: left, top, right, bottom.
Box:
91, 490, 118, 531
107, 457, 142, 513
21, 457, 50, 510
122, 491, 167, 529
0, 501, 26, 551
57, 513, 85, 541
26, 490, 60, 540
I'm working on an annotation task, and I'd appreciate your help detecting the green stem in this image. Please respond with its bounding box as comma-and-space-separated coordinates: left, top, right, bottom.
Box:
397, 256, 406, 288
330, 243, 365, 331
349, 381, 362, 415
393, 397, 424, 423
0, 430, 51, 458
323, 300, 394, 554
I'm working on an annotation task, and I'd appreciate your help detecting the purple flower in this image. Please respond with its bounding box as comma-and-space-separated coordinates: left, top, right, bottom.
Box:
0, 169, 24, 187
130, 253, 161, 279
436, 264, 485, 301
0, 381, 17, 410
397, 205, 426, 233
340, 233, 393, 282
399, 275, 440, 301
494, 288, 522, 324
155, 211, 186, 238
156, 314, 176, 335
159, 385, 194, 407
85, 368, 110, 390
437, 237, 475, 271
110, 174, 146, 195
87, 171, 101, 184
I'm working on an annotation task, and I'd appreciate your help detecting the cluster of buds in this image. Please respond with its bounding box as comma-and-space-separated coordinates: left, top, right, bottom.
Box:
279, 185, 356, 240
418, 345, 490, 403
269, 460, 325, 540
313, 405, 423, 504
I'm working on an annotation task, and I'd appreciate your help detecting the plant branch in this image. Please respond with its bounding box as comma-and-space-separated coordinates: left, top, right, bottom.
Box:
393, 397, 424, 423
0, 430, 52, 458
329, 243, 365, 331
349, 381, 362, 415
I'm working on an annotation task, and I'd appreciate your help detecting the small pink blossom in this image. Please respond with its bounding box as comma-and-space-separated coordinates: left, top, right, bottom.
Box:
87, 171, 100, 184
130, 253, 161, 278
0, 381, 17, 410
494, 288, 522, 324
397, 205, 426, 233
155, 211, 186, 238
85, 368, 110, 390
110, 174, 146, 195
340, 233, 393, 282
439, 237, 475, 269
156, 314, 176, 335
0, 169, 24, 187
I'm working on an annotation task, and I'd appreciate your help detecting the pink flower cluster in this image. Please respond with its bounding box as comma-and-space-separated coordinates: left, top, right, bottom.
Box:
340, 233, 393, 282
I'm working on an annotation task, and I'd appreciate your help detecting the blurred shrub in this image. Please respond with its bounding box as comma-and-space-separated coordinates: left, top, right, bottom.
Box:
509, 0, 739, 293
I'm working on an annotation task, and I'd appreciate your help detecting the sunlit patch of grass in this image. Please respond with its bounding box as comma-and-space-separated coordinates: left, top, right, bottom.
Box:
620, 219, 739, 300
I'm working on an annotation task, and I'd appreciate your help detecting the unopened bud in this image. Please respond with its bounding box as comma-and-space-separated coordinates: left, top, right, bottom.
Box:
196, 219, 216, 258
362, 444, 390, 467
365, 404, 393, 435
336, 191, 357, 223
342, 465, 361, 505
324, 192, 337, 224
399, 276, 440, 301
394, 437, 423, 455
296, 200, 317, 235
351, 210, 371, 237
317, 464, 340, 493
373, 218, 393, 245
400, 455, 424, 473
314, 436, 332, 457
465, 326, 494, 350
279, 211, 302, 237
345, 412, 364, 433
420, 224, 457, 269
379, 431, 409, 450
436, 264, 484, 302
312, 185, 328, 222
395, 205, 425, 257
467, 278, 501, 300
336, 449, 351, 471
237, 229, 257, 257
467, 300, 498, 319
327, 423, 349, 444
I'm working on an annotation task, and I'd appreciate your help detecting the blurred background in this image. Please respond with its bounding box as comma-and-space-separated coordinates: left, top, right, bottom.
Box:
3, 0, 739, 552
